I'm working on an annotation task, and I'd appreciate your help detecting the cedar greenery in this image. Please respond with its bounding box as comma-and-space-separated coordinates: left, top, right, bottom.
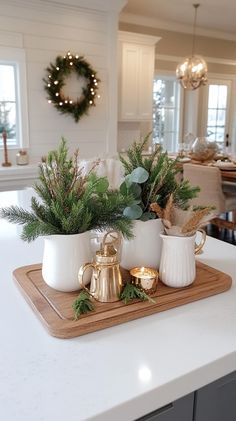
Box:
120, 283, 155, 304
72, 291, 95, 319
0, 138, 133, 242
43, 52, 100, 122
119, 133, 200, 221
72, 284, 155, 319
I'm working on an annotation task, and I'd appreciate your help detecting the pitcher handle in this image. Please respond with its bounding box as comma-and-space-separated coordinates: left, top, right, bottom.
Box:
195, 229, 206, 255
78, 262, 98, 296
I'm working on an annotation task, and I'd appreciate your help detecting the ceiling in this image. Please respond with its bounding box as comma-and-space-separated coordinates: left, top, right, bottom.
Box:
120, 0, 236, 41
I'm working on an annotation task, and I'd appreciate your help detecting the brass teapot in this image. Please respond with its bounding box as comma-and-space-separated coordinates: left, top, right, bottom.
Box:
78, 231, 123, 302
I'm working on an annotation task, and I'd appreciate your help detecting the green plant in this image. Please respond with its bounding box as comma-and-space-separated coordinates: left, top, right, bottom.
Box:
119, 283, 155, 304
72, 283, 155, 319
119, 133, 200, 220
0, 138, 133, 242
72, 291, 95, 319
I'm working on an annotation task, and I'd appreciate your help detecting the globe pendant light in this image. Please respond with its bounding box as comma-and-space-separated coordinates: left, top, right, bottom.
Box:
176, 3, 208, 90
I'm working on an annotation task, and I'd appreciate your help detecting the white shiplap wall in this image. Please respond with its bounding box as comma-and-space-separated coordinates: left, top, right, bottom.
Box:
0, 0, 125, 164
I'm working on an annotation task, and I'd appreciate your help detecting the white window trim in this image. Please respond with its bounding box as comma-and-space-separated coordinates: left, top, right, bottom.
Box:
0, 46, 29, 149
154, 71, 184, 151
201, 78, 232, 142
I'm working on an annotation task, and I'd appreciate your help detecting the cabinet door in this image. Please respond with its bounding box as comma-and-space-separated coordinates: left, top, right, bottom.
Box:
119, 44, 155, 121
194, 371, 236, 421
138, 45, 155, 120
136, 392, 194, 421
120, 43, 140, 120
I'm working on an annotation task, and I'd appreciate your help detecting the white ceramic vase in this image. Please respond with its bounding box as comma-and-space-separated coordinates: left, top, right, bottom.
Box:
120, 219, 164, 270
42, 232, 92, 292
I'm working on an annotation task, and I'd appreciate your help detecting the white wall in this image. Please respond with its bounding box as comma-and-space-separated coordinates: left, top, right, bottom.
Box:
0, 0, 126, 165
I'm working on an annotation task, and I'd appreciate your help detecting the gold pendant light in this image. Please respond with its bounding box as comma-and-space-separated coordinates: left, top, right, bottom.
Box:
176, 3, 208, 90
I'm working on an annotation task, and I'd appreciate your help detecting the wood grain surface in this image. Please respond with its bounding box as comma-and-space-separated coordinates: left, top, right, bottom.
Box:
13, 261, 232, 339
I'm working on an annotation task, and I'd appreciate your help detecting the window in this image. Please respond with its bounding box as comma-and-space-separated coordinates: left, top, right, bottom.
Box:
0, 64, 17, 146
203, 79, 231, 149
153, 76, 182, 152
0, 47, 29, 149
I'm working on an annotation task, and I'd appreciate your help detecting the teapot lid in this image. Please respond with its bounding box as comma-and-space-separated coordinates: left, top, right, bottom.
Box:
95, 244, 118, 264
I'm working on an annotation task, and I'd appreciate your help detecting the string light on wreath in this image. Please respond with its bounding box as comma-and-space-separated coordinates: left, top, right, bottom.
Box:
43, 51, 100, 122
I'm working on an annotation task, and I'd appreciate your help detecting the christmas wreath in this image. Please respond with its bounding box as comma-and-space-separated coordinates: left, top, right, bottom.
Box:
43, 51, 100, 122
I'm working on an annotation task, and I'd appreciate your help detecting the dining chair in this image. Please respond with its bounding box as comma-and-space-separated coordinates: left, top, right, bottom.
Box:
183, 163, 236, 233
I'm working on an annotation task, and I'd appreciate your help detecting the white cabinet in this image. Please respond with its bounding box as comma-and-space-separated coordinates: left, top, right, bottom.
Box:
118, 31, 161, 121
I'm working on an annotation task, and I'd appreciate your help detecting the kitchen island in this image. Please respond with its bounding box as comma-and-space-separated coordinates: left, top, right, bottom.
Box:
0, 188, 236, 421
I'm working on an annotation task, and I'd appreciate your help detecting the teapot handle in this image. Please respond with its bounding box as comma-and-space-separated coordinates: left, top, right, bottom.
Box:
102, 230, 121, 250
78, 262, 99, 296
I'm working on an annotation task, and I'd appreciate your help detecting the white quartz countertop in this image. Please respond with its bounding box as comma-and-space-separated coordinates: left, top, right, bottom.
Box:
0, 189, 236, 421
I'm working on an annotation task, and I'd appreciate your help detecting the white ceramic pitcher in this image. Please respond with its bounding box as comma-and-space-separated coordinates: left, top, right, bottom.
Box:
159, 230, 206, 288
42, 232, 92, 292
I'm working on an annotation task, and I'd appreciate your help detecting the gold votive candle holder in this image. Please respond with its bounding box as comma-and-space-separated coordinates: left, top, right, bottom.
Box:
130, 267, 158, 294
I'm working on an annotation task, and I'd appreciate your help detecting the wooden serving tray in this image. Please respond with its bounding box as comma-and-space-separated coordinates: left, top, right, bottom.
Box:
13, 262, 232, 339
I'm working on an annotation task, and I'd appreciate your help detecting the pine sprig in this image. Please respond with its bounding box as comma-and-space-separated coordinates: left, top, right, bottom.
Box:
0, 206, 37, 225
21, 220, 61, 242
88, 191, 134, 239
120, 283, 156, 304
0, 138, 133, 242
72, 291, 95, 319
173, 180, 200, 209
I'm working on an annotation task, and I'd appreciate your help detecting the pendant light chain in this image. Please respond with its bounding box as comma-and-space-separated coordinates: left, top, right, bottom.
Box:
192, 4, 200, 57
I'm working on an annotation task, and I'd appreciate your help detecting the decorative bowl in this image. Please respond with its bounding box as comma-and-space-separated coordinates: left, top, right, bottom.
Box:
189, 137, 218, 162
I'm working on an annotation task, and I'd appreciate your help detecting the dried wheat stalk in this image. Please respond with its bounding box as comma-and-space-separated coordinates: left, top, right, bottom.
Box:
181, 207, 213, 234
151, 198, 214, 237
150, 202, 164, 219
163, 194, 174, 224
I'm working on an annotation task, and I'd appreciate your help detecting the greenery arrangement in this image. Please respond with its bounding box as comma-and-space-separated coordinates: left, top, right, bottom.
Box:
0, 138, 133, 242
119, 133, 200, 221
43, 51, 100, 122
